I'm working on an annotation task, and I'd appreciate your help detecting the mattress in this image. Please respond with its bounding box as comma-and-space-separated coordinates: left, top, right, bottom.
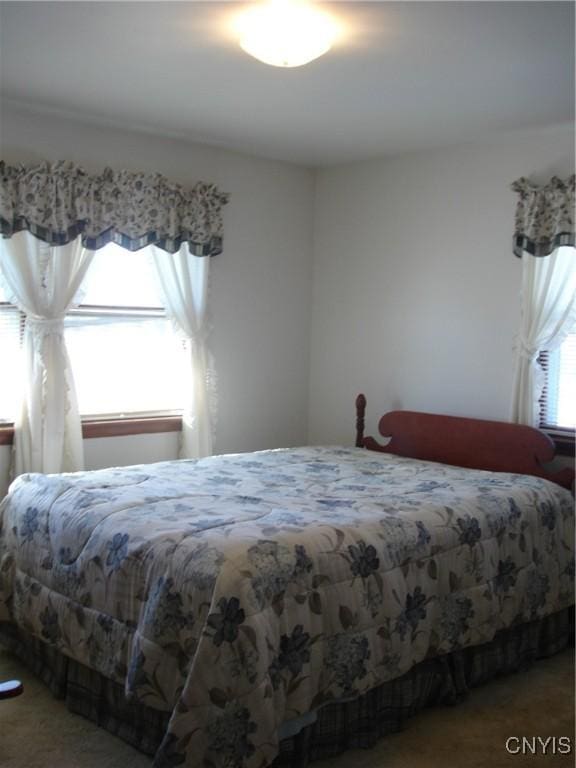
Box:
0, 446, 573, 767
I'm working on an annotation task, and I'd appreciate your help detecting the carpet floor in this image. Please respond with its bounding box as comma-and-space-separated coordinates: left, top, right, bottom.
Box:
0, 646, 574, 768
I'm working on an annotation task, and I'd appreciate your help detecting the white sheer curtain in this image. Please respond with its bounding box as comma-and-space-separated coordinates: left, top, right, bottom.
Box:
0, 231, 93, 474
511, 246, 576, 425
151, 245, 214, 459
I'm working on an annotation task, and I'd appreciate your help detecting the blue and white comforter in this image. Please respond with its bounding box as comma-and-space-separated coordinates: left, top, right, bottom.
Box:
0, 447, 573, 767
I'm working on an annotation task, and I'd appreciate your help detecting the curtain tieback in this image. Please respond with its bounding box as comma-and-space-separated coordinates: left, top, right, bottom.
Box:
26, 316, 66, 336
515, 337, 540, 361
184, 334, 208, 351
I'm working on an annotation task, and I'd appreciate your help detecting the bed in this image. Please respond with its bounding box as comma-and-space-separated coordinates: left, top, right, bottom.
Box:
0, 395, 573, 768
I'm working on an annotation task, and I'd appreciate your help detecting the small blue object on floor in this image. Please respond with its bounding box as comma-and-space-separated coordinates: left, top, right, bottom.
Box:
0, 679, 23, 699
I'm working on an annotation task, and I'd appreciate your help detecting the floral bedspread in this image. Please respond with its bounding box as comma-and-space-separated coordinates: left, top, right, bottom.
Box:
0, 447, 573, 767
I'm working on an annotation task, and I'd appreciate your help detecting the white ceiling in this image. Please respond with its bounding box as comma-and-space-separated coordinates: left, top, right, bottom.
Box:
0, 1, 573, 167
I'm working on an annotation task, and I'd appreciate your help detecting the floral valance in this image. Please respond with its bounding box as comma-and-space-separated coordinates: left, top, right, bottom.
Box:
0, 161, 229, 255
511, 175, 575, 258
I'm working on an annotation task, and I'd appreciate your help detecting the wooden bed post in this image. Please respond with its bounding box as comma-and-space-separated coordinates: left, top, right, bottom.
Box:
355, 394, 366, 448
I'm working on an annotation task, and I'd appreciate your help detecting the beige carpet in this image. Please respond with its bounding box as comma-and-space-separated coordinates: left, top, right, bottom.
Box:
0, 646, 573, 768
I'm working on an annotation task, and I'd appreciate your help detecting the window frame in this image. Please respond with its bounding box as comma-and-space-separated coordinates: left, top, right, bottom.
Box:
0, 302, 186, 440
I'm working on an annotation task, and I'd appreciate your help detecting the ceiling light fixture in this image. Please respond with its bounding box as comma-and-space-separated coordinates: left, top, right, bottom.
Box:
236, 0, 338, 68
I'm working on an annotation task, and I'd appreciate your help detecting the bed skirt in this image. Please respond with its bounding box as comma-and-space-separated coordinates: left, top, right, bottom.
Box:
1, 608, 574, 767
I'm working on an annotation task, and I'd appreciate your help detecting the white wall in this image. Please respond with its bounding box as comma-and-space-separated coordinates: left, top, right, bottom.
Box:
0, 446, 10, 499
308, 122, 575, 444
84, 433, 180, 470
0, 102, 315, 496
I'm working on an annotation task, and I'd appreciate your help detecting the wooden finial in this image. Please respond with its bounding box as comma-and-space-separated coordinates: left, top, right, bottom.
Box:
355, 394, 366, 448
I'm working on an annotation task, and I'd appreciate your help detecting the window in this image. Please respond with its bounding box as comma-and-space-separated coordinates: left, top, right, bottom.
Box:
0, 244, 188, 425
0, 280, 24, 423
66, 246, 188, 418
539, 325, 576, 433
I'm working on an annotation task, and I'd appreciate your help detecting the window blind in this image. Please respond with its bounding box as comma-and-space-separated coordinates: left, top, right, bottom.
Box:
65, 309, 187, 418
0, 303, 24, 422
539, 328, 576, 431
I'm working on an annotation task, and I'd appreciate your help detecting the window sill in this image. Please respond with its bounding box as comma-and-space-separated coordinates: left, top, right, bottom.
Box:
541, 427, 575, 457
0, 416, 182, 446
0, 427, 13, 446
82, 415, 182, 439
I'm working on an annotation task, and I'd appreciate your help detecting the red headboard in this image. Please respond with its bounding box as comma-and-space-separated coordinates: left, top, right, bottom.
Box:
355, 394, 574, 490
